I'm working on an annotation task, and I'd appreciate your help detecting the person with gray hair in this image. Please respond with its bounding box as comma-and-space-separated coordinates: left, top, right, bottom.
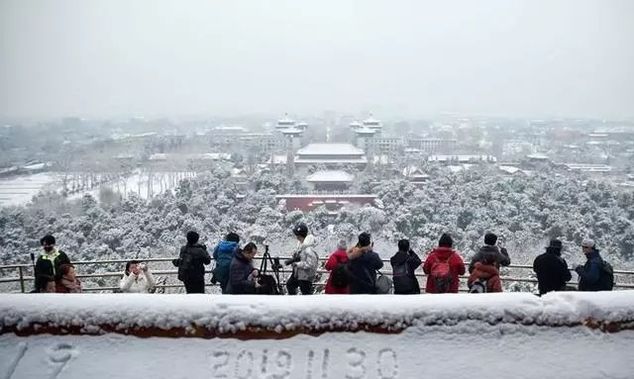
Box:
324, 239, 350, 294
575, 239, 613, 291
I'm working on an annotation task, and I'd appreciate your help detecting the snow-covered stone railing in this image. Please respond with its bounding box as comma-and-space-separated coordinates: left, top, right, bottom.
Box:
1, 293, 634, 378
1, 292, 634, 337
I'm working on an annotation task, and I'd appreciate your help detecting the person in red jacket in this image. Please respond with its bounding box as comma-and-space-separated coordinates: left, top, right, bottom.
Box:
324, 239, 350, 294
422, 233, 466, 293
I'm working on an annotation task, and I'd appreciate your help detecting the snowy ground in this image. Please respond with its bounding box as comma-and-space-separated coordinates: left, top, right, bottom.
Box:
0, 171, 194, 207
1, 292, 633, 378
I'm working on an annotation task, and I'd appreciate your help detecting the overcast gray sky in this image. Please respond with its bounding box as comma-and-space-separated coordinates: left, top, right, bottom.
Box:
1, 0, 633, 119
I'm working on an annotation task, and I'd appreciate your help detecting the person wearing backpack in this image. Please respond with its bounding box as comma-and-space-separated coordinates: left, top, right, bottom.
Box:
284, 223, 320, 295
324, 239, 350, 294
212, 232, 240, 294
390, 239, 422, 294
422, 233, 465, 293
347, 232, 384, 294
173, 231, 212, 294
468, 233, 511, 274
468, 253, 502, 293
575, 239, 613, 291
533, 239, 572, 295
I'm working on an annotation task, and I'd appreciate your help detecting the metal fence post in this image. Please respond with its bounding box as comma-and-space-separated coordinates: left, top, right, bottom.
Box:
18, 266, 25, 293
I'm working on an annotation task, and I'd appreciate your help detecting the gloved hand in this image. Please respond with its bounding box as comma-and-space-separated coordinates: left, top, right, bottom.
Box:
172, 258, 181, 267
574, 265, 583, 274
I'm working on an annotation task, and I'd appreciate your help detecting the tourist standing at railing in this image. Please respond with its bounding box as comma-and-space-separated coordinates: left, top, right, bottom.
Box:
227, 242, 260, 295
575, 239, 614, 291
324, 239, 350, 294
422, 233, 465, 293
468, 253, 503, 293
468, 233, 511, 273
212, 232, 241, 294
56, 263, 82, 293
347, 232, 384, 294
390, 239, 422, 294
285, 223, 320, 295
173, 231, 211, 294
34, 234, 71, 293
119, 260, 156, 293
533, 239, 572, 295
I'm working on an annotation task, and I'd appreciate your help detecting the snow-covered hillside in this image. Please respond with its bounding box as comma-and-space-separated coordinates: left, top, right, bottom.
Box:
1, 292, 633, 378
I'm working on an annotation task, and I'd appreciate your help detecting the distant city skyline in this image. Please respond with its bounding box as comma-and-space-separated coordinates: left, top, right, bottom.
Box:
1, 0, 633, 120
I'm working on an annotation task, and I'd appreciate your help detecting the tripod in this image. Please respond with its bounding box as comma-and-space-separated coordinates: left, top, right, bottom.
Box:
259, 245, 285, 295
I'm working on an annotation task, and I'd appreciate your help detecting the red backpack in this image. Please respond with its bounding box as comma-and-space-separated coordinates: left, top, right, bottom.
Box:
430, 254, 454, 293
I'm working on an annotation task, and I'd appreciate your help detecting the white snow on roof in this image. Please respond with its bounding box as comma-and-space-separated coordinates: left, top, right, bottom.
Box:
355, 127, 376, 135
526, 153, 550, 160
306, 170, 354, 182
296, 143, 365, 156
349, 121, 362, 128
429, 155, 497, 163
267, 155, 287, 164
280, 127, 303, 135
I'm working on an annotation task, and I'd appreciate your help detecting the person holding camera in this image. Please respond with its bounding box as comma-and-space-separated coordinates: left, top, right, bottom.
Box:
468, 233, 511, 274
119, 260, 156, 293
285, 223, 319, 295
227, 242, 260, 295
173, 231, 212, 294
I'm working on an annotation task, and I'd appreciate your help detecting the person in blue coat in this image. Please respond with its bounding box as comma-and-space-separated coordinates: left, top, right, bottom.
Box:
212, 232, 240, 293
575, 239, 607, 291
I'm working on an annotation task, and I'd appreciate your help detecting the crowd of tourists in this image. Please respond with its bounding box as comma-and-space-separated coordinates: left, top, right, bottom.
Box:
31, 225, 614, 295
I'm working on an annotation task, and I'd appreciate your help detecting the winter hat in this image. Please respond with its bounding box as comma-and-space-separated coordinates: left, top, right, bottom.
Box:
337, 239, 347, 250
40, 234, 56, 246
293, 223, 308, 238
484, 233, 498, 246
581, 239, 595, 248
546, 239, 562, 255
398, 239, 410, 252
358, 232, 372, 248
439, 233, 453, 248
186, 231, 200, 245
225, 232, 240, 243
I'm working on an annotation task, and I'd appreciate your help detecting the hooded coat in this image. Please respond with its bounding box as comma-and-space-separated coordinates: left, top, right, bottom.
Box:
422, 247, 465, 293
324, 248, 350, 294
289, 234, 320, 282
533, 248, 572, 295
226, 249, 257, 295
347, 248, 384, 294
468, 262, 503, 292
213, 240, 239, 291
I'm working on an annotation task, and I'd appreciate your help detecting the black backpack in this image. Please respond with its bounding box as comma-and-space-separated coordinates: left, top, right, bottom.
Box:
392, 260, 415, 293
599, 260, 614, 291
177, 253, 194, 282
331, 263, 350, 288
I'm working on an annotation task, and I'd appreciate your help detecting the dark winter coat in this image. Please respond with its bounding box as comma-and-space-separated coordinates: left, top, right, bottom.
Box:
468, 262, 503, 292
577, 249, 604, 291
422, 247, 465, 293
226, 249, 257, 295
347, 250, 384, 294
533, 249, 572, 295
324, 248, 350, 294
468, 245, 511, 273
213, 241, 239, 292
174, 243, 211, 283
390, 250, 422, 294
34, 249, 71, 291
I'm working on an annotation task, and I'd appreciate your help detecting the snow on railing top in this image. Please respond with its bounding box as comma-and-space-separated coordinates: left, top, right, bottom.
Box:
1, 292, 633, 338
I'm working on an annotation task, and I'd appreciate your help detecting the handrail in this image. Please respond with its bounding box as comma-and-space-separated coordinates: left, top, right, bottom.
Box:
2, 256, 633, 292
